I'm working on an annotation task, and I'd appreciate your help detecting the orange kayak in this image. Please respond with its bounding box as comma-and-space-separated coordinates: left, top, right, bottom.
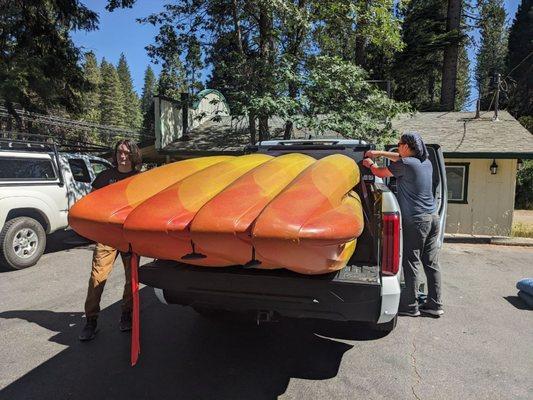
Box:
189, 153, 316, 266
251, 154, 363, 274
69, 153, 364, 274
122, 154, 272, 263
67, 156, 232, 252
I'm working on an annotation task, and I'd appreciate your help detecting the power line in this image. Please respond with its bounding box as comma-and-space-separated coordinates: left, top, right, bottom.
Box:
0, 106, 154, 139
503, 50, 533, 81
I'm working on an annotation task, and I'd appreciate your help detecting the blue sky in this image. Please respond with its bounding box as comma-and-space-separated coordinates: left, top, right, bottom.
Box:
73, 0, 522, 110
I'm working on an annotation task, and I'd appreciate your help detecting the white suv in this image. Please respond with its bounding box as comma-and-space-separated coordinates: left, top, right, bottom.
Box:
0, 139, 112, 270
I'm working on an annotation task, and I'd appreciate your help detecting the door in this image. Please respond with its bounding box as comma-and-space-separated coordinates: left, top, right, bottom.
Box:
385, 144, 448, 248
61, 156, 94, 208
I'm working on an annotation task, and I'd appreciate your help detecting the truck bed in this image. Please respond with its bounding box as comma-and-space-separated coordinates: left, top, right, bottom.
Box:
139, 260, 381, 322
138, 140, 386, 324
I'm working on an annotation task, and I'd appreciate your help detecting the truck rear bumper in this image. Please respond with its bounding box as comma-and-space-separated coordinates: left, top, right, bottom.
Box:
139, 260, 382, 323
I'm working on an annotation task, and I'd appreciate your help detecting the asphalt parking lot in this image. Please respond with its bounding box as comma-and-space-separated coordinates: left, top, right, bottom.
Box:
1, 232, 532, 400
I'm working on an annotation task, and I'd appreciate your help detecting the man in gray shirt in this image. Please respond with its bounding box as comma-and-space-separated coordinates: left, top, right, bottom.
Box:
362, 132, 443, 317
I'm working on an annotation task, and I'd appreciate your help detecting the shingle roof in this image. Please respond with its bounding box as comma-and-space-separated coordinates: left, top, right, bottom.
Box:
162, 115, 341, 155
163, 110, 533, 158
391, 111, 533, 158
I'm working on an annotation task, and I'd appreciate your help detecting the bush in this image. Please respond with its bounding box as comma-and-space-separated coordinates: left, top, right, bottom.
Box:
516, 159, 533, 210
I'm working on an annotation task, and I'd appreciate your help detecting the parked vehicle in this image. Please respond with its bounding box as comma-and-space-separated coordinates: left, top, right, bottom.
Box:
0, 139, 112, 270
138, 140, 447, 332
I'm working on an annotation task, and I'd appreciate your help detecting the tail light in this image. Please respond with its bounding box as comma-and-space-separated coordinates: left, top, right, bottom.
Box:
382, 212, 400, 276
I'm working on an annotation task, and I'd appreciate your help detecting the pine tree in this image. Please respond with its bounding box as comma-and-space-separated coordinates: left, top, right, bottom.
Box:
157, 55, 186, 100
80, 52, 101, 123
141, 66, 157, 114
99, 60, 125, 129
393, 0, 470, 111
455, 44, 471, 110
393, 0, 448, 110
117, 54, 142, 130
185, 36, 204, 94
475, 0, 508, 109
507, 0, 532, 119
141, 66, 157, 134
0, 1, 98, 119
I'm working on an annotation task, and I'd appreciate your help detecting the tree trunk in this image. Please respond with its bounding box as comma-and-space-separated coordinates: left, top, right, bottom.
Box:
231, 0, 244, 54
440, 0, 462, 111
249, 113, 256, 144
259, 116, 269, 141
283, 120, 293, 140
257, 5, 273, 141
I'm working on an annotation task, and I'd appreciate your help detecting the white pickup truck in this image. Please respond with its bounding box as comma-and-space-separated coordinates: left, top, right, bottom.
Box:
139, 140, 447, 332
0, 139, 112, 270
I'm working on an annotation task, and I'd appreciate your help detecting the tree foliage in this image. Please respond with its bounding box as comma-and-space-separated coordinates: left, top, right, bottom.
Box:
393, 0, 470, 111
157, 55, 186, 100
117, 54, 142, 129
141, 66, 157, 134
99, 60, 125, 128
507, 0, 533, 119
80, 52, 101, 124
0, 0, 98, 119
296, 56, 410, 144
122, 0, 408, 142
475, 0, 508, 109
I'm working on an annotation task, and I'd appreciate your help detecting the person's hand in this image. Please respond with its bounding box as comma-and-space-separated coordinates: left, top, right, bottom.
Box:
365, 150, 378, 158
362, 158, 375, 169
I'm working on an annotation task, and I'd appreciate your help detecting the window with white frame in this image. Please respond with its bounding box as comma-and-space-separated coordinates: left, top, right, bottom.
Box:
445, 163, 469, 203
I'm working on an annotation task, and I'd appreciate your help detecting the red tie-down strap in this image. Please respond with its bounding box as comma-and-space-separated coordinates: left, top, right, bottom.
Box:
130, 253, 140, 366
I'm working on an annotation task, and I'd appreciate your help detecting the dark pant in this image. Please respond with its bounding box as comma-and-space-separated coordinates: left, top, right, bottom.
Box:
400, 214, 442, 312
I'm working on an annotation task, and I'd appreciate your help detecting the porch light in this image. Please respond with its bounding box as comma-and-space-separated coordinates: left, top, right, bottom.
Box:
517, 159, 524, 171
490, 159, 498, 175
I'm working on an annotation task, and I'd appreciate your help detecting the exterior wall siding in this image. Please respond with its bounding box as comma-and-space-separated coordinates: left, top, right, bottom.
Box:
445, 158, 517, 236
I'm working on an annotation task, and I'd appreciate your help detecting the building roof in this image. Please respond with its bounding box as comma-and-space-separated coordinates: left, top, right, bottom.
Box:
162, 110, 533, 159
391, 111, 533, 159
162, 115, 341, 156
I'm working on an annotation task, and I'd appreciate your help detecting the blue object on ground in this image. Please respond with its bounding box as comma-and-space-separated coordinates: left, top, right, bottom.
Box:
517, 290, 533, 309
516, 278, 533, 296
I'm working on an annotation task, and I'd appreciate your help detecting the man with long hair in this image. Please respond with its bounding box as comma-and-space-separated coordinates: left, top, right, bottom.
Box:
79, 139, 142, 341
362, 132, 443, 318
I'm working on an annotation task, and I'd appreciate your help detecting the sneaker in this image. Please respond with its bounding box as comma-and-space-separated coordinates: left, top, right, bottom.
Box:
420, 305, 444, 318
119, 311, 132, 332
398, 309, 421, 317
79, 318, 97, 341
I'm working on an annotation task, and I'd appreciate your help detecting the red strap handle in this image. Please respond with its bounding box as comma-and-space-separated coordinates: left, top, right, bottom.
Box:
130, 253, 140, 366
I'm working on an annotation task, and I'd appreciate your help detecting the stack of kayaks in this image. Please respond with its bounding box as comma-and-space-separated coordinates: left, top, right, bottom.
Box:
68, 153, 364, 275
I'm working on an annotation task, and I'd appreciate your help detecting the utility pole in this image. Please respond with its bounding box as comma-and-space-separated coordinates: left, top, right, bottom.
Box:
493, 73, 500, 121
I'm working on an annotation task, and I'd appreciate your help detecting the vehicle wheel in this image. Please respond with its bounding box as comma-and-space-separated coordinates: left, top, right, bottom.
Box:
0, 217, 46, 271
373, 316, 398, 333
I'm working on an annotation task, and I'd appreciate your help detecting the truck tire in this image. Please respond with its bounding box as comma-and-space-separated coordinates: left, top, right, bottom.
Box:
0, 217, 46, 271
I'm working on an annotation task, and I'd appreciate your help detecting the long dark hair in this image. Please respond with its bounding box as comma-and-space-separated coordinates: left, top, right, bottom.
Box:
113, 139, 142, 171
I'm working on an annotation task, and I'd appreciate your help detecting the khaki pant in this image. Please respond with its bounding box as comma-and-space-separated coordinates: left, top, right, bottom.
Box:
84, 243, 132, 319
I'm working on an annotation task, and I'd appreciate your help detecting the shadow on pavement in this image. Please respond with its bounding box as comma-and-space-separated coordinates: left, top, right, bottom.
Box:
44, 229, 93, 254
503, 295, 532, 311
0, 287, 386, 400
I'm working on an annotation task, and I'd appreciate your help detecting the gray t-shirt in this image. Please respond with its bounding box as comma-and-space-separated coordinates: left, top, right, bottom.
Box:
388, 157, 436, 220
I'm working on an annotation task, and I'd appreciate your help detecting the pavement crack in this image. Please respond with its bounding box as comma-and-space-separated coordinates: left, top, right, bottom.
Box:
410, 320, 423, 400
